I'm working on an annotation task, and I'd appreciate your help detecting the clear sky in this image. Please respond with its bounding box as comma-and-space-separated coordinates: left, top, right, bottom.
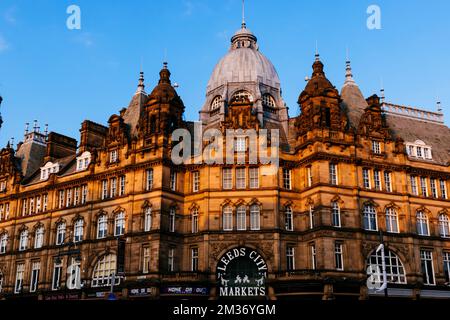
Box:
0, 0, 449, 147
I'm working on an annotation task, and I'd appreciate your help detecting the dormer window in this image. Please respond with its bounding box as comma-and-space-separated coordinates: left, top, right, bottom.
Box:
40, 162, 60, 181
406, 140, 433, 160
76, 151, 91, 171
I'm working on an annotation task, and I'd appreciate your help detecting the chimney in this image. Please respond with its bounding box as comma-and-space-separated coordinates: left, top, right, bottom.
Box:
44, 132, 77, 163
79, 120, 108, 153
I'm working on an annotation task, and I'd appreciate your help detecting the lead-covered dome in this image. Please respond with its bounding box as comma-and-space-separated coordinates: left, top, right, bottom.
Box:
206, 25, 281, 93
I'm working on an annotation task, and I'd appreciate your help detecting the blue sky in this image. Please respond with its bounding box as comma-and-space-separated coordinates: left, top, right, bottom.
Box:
0, 0, 449, 147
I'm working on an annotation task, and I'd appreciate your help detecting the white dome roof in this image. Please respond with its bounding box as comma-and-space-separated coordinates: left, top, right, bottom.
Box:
206, 26, 281, 93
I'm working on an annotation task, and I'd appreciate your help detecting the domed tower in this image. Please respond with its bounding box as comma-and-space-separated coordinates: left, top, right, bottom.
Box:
199, 20, 288, 136
138, 63, 185, 147
296, 55, 349, 138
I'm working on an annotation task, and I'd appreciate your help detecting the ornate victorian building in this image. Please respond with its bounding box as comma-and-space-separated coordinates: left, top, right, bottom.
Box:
0, 20, 449, 301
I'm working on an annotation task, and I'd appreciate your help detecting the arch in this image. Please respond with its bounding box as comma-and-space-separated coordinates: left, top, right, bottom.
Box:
230, 90, 254, 104
330, 195, 345, 209
91, 253, 120, 288
438, 212, 450, 238
210, 96, 222, 111
234, 199, 247, 208
248, 198, 262, 207
54, 217, 66, 227
366, 248, 407, 284
262, 93, 276, 108
189, 202, 200, 211
141, 200, 152, 209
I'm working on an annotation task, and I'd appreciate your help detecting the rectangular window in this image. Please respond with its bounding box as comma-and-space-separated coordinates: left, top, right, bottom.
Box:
142, 247, 151, 274
30, 198, 34, 215
146, 169, 154, 191
110, 150, 118, 163
30, 261, 40, 293
408, 145, 415, 156
410, 176, 418, 195
430, 179, 438, 198
420, 177, 428, 197
22, 199, 27, 216
223, 168, 233, 190
81, 185, 88, 204
14, 263, 25, 294
329, 163, 338, 185
420, 250, 435, 285
191, 248, 199, 272
5, 203, 9, 220
306, 166, 313, 187
0, 204, 3, 221
285, 207, 293, 231
110, 177, 117, 198
249, 168, 259, 189
441, 180, 448, 199
335, 243, 344, 271
168, 248, 175, 272
444, 252, 450, 284
424, 148, 431, 159
235, 137, 247, 153
192, 171, 200, 193
283, 168, 292, 190
286, 246, 295, 271
363, 169, 371, 189
169, 208, 176, 233
384, 172, 392, 192
66, 189, 72, 207
310, 243, 316, 270
52, 260, 62, 291
236, 168, 246, 189
374, 170, 381, 191
170, 170, 177, 191
416, 147, 423, 158
309, 206, 314, 229
119, 176, 126, 196
331, 202, 341, 227
144, 208, 152, 232
101, 180, 108, 200
372, 141, 381, 154
36, 196, 41, 213
74, 187, 80, 206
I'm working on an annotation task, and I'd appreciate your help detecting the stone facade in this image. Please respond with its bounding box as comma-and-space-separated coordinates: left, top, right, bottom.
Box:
0, 23, 450, 301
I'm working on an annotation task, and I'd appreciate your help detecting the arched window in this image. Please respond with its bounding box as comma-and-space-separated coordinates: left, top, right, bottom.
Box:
223, 206, 233, 231
97, 215, 108, 239
114, 212, 125, 236
331, 201, 341, 227
416, 211, 429, 236
439, 214, 450, 238
367, 249, 407, 284
144, 207, 152, 232
210, 96, 222, 111
363, 204, 377, 231
19, 230, 28, 251
92, 254, 120, 287
191, 208, 199, 233
231, 90, 253, 104
0, 233, 8, 254
237, 206, 246, 231
285, 206, 293, 231
262, 94, 276, 108
385, 208, 399, 233
73, 219, 84, 243
34, 226, 44, 249
56, 222, 66, 245
250, 205, 260, 230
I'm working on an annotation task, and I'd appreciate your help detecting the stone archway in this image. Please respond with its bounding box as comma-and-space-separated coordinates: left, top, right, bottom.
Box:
216, 246, 268, 298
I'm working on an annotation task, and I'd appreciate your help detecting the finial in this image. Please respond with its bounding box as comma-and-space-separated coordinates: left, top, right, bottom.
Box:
136, 70, 145, 94
344, 49, 355, 86
163, 61, 168, 70
10, 137, 14, 149
44, 124, 49, 136
242, 0, 246, 28
315, 41, 320, 62
437, 100, 442, 113
380, 78, 385, 104
25, 122, 29, 136
33, 120, 38, 132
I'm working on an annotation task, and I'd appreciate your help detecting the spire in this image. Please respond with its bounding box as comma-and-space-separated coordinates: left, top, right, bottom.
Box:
136, 71, 146, 95
380, 78, 385, 103
242, 0, 246, 28
315, 41, 320, 62
344, 50, 356, 87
